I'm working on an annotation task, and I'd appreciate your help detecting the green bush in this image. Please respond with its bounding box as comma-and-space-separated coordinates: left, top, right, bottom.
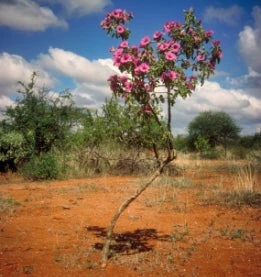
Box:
20, 152, 59, 180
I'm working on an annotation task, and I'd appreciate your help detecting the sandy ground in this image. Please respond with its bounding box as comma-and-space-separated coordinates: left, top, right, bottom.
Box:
0, 160, 260, 276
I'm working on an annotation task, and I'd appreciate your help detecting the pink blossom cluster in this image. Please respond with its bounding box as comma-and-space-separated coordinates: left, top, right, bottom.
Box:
101, 8, 222, 110
100, 9, 133, 39
108, 74, 154, 101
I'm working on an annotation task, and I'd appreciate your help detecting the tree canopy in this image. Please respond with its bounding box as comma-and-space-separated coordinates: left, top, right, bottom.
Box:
188, 111, 241, 152
4, 72, 79, 156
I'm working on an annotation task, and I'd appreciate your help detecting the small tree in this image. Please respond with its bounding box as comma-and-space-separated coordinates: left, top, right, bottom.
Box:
4, 72, 77, 157
100, 8, 222, 266
188, 111, 240, 156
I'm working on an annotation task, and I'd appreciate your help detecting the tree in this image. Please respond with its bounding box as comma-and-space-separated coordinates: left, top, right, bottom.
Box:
188, 111, 240, 155
4, 72, 78, 157
239, 132, 261, 149
0, 128, 27, 172
100, 8, 222, 266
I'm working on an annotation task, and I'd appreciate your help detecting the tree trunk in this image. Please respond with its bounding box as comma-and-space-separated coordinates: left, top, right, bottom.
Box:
101, 157, 173, 267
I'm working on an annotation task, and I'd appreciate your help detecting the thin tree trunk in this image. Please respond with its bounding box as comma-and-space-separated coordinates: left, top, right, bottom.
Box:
101, 157, 173, 267
101, 87, 176, 267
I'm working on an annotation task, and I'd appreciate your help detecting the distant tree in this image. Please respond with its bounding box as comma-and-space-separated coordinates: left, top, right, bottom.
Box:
174, 134, 189, 152
188, 111, 241, 155
4, 72, 77, 157
239, 132, 261, 149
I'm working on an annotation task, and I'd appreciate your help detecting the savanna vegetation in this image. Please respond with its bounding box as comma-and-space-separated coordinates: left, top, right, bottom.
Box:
0, 73, 260, 179
0, 7, 260, 275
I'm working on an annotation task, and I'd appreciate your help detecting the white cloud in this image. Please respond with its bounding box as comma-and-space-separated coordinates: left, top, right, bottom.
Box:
232, 5, 261, 100
238, 6, 261, 73
0, 0, 67, 31
37, 47, 120, 108
0, 52, 55, 97
39, 0, 111, 17
38, 48, 118, 85
61, 0, 111, 16
171, 81, 261, 134
72, 83, 111, 110
204, 5, 244, 26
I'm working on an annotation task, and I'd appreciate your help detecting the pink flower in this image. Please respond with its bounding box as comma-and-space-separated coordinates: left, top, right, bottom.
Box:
161, 70, 177, 81
134, 63, 150, 75
116, 25, 126, 34
205, 30, 214, 37
158, 42, 169, 52
114, 48, 123, 56
124, 81, 133, 92
165, 52, 177, 61
217, 51, 223, 58
164, 21, 174, 32
113, 56, 121, 66
172, 42, 180, 53
197, 54, 205, 61
119, 75, 128, 83
212, 40, 220, 46
107, 75, 118, 82
145, 84, 152, 92
167, 71, 177, 80
120, 53, 132, 63
153, 31, 163, 40
164, 21, 181, 32
144, 105, 151, 113
140, 36, 150, 47
119, 41, 128, 48
138, 63, 150, 73
112, 9, 123, 18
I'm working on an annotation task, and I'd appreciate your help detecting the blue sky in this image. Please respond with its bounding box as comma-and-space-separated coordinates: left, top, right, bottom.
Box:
0, 0, 260, 135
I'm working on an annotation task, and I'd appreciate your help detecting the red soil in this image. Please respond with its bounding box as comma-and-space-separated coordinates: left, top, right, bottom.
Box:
0, 161, 260, 276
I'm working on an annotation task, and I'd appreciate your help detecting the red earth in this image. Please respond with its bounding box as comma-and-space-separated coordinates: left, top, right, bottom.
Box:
0, 160, 260, 276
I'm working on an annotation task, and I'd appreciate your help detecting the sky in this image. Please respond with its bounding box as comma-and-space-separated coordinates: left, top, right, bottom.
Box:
0, 0, 260, 135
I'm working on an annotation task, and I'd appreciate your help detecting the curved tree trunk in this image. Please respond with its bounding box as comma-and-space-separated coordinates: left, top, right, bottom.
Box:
101, 155, 174, 267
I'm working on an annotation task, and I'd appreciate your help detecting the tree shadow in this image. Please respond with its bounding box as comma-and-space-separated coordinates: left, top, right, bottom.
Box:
86, 226, 169, 257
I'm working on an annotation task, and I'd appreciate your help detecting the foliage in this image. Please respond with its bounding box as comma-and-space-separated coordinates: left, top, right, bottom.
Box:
4, 72, 78, 157
0, 129, 28, 171
238, 132, 261, 149
76, 97, 169, 150
20, 152, 59, 180
174, 134, 189, 152
188, 111, 240, 153
194, 135, 210, 153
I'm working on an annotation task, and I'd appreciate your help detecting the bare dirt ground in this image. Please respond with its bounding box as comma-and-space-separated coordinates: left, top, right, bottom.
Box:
0, 160, 260, 276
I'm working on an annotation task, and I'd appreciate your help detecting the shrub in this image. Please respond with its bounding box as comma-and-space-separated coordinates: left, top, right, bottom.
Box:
20, 152, 59, 180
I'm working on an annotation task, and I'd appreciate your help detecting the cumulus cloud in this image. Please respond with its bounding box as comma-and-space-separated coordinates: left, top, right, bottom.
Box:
37, 47, 119, 108
72, 83, 112, 110
230, 5, 261, 100
38, 48, 118, 85
169, 81, 261, 134
0, 52, 55, 97
0, 0, 67, 31
204, 5, 244, 26
238, 6, 261, 73
39, 0, 111, 17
